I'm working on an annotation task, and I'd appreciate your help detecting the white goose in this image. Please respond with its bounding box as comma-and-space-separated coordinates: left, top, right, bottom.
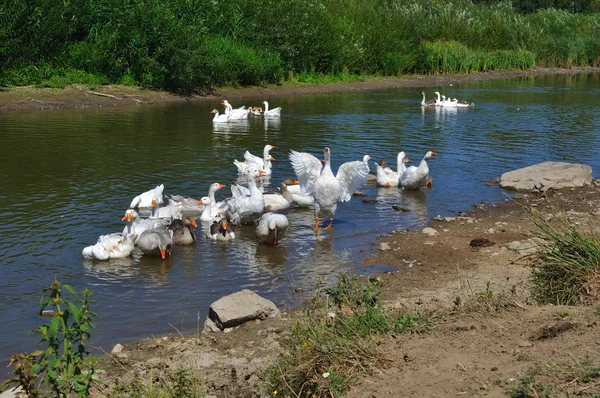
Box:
400, 151, 436, 190
262, 100, 281, 117
224, 168, 267, 225
434, 91, 442, 106
233, 145, 275, 175
222, 100, 249, 119
263, 182, 293, 212
206, 216, 236, 241
167, 194, 204, 214
149, 200, 183, 220
211, 109, 230, 123
375, 152, 409, 187
82, 230, 135, 260
290, 148, 370, 232
121, 209, 164, 243
129, 184, 164, 209
198, 183, 227, 222
256, 212, 289, 245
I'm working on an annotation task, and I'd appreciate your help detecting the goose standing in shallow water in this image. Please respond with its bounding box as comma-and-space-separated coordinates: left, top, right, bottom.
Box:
400, 151, 436, 190
224, 168, 267, 225
290, 148, 370, 233
207, 216, 235, 241
262, 101, 281, 117
256, 212, 289, 245
169, 216, 197, 245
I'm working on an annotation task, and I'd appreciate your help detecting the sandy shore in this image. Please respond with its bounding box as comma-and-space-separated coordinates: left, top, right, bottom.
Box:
2, 68, 599, 397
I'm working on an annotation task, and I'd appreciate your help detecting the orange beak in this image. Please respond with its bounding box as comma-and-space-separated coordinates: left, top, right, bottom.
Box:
160, 249, 167, 259
269, 155, 276, 161
221, 220, 227, 229
211, 109, 216, 114
270, 145, 275, 149
293, 179, 300, 185
431, 151, 436, 156
122, 212, 132, 222
197, 199, 203, 205
219, 184, 226, 189
320, 160, 325, 165
258, 170, 266, 176
191, 219, 198, 228
152, 199, 157, 206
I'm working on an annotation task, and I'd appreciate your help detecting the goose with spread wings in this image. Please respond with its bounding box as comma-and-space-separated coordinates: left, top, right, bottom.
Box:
290, 147, 370, 233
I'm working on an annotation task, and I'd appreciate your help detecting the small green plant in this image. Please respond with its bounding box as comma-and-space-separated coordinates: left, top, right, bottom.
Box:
265, 274, 389, 397
595, 306, 600, 316
393, 312, 431, 334
508, 367, 551, 398
110, 369, 204, 398
3, 280, 98, 397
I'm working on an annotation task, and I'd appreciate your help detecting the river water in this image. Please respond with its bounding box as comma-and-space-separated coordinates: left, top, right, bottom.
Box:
1, 73, 599, 374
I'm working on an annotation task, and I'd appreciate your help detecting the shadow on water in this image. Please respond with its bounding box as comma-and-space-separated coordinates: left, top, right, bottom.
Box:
1, 73, 600, 378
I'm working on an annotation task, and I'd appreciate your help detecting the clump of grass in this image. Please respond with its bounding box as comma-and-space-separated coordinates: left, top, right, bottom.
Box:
529, 210, 600, 305
460, 280, 524, 313
109, 369, 204, 398
265, 274, 390, 397
508, 366, 552, 398
393, 312, 431, 334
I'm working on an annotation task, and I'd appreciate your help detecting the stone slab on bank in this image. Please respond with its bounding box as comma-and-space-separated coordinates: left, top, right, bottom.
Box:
206, 289, 280, 331
500, 161, 592, 192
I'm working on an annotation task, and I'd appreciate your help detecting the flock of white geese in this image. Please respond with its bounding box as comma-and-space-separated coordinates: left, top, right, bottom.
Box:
82, 92, 472, 261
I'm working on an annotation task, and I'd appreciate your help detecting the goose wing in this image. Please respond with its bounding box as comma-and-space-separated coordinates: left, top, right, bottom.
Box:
289, 150, 322, 195
336, 160, 370, 202
243, 150, 263, 166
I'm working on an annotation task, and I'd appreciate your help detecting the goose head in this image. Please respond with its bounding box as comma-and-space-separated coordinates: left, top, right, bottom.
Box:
323, 147, 331, 164
399, 151, 411, 163
122, 208, 139, 222
210, 109, 219, 115
362, 155, 372, 163
197, 196, 211, 205
282, 177, 299, 186
424, 151, 436, 160
184, 216, 198, 228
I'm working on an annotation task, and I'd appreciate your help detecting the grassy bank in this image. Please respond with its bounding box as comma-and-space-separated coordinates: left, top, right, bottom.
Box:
1, 0, 599, 92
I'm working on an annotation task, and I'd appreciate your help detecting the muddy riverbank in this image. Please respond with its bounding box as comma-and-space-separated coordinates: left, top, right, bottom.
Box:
1, 67, 599, 112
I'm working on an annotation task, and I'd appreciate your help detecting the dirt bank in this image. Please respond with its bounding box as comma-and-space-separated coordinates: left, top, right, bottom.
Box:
1, 67, 599, 112
90, 181, 600, 397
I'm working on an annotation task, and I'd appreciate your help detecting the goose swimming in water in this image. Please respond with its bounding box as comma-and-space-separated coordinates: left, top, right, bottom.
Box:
169, 216, 197, 245
206, 216, 235, 241
400, 151, 436, 190
256, 212, 289, 245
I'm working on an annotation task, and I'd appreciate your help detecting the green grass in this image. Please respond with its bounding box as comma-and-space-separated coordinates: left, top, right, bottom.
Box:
109, 369, 205, 398
529, 210, 600, 305
1, 0, 599, 92
265, 274, 432, 397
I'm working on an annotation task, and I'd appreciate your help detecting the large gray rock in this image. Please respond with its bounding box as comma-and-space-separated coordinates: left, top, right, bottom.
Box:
500, 162, 592, 192
207, 289, 280, 331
